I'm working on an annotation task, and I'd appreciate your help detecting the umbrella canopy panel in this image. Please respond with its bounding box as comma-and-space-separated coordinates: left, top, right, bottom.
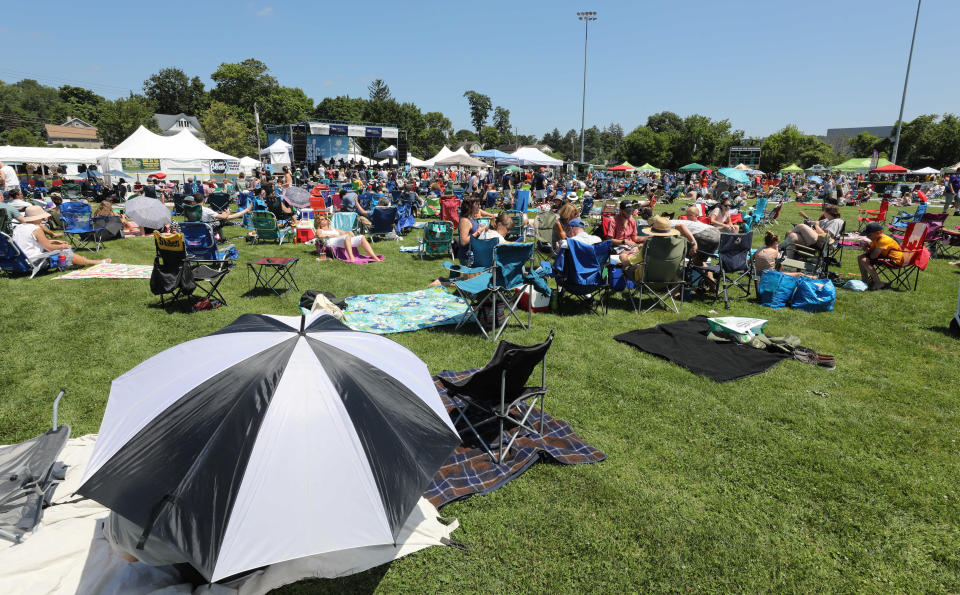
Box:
717, 167, 751, 185
123, 196, 172, 229
78, 313, 459, 582
678, 163, 707, 172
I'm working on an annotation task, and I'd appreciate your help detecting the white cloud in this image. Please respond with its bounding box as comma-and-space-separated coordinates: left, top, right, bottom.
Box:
257, 6, 273, 16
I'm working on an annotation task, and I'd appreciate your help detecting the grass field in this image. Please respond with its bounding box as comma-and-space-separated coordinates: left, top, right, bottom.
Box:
2, 198, 960, 593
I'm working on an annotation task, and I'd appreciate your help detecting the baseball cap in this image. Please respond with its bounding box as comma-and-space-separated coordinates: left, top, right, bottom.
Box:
862, 222, 884, 235
567, 218, 586, 228
619, 199, 636, 210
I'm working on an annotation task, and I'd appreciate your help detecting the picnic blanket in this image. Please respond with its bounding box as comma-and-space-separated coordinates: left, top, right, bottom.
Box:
324, 245, 384, 265
840, 232, 867, 247
343, 286, 467, 334
57, 263, 153, 279
424, 370, 607, 508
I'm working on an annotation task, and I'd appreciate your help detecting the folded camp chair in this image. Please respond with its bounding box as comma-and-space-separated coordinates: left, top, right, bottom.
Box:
418, 220, 454, 260
554, 239, 612, 315
206, 192, 232, 213
534, 210, 559, 255
368, 206, 398, 241
60, 202, 103, 252
875, 222, 929, 291
890, 201, 927, 230
630, 235, 687, 313
395, 202, 415, 235
0, 390, 70, 544
150, 231, 232, 308
857, 199, 889, 231
250, 210, 292, 245
0, 232, 60, 278
180, 222, 238, 262
452, 242, 536, 340
438, 330, 554, 464
439, 196, 460, 225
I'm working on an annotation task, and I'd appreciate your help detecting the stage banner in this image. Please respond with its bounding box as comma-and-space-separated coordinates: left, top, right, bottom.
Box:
306, 136, 352, 161
329, 125, 348, 136
210, 159, 241, 174
365, 127, 382, 138
121, 158, 160, 170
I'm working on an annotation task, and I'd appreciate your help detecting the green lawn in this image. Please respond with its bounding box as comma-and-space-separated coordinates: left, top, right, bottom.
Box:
2, 199, 959, 593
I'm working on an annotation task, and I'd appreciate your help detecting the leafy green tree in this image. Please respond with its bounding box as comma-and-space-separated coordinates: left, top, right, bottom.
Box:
210, 59, 278, 113
367, 79, 392, 102
618, 126, 671, 167
56, 85, 106, 125
646, 111, 684, 133
454, 129, 477, 142
313, 96, 366, 122
492, 106, 511, 141
97, 94, 160, 147
462, 91, 491, 134
760, 125, 839, 171
143, 68, 207, 115
848, 131, 884, 157
201, 101, 254, 157
479, 126, 500, 148
540, 128, 563, 151
3, 127, 44, 146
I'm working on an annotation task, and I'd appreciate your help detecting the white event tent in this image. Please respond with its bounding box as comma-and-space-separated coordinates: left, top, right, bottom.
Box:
424, 146, 456, 166
407, 154, 430, 167
98, 126, 240, 178
0, 146, 109, 166
260, 138, 293, 165
510, 146, 563, 167
239, 156, 261, 175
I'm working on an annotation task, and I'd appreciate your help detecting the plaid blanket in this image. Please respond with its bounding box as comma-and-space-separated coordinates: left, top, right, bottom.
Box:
424, 369, 606, 508
57, 263, 153, 279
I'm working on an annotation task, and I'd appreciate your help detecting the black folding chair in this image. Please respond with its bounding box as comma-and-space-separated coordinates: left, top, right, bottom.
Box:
438, 330, 554, 464
207, 192, 232, 213
150, 231, 232, 309
691, 231, 754, 309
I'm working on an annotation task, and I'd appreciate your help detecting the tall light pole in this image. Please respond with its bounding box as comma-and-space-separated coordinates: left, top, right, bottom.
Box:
577, 11, 597, 164
891, 0, 921, 165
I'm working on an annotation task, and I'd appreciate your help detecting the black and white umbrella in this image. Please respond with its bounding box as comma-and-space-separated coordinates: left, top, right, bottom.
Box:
124, 195, 172, 229
77, 313, 460, 582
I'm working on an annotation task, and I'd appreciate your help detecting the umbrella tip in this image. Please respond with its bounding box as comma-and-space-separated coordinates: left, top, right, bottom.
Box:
299, 313, 306, 335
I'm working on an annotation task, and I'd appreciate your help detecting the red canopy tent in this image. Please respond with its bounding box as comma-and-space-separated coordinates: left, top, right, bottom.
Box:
607, 163, 635, 171
871, 164, 908, 173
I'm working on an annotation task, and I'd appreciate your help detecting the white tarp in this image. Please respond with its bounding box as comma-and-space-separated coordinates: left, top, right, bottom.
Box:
908, 166, 939, 175
0, 146, 109, 165
0, 435, 458, 595
511, 147, 563, 167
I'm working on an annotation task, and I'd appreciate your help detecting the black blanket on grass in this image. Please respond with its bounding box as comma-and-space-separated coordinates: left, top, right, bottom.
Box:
614, 315, 790, 382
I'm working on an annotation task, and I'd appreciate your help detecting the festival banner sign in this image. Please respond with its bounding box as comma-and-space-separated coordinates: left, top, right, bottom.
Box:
121, 158, 161, 170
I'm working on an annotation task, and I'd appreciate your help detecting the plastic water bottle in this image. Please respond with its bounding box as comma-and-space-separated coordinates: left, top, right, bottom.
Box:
58, 253, 66, 268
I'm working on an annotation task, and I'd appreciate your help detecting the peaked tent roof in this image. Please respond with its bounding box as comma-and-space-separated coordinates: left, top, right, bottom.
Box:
871, 163, 908, 173
733, 163, 751, 171
832, 156, 893, 171
909, 166, 939, 174
167, 130, 237, 160
780, 163, 804, 172
678, 162, 707, 171
406, 154, 430, 167
511, 146, 563, 167
260, 138, 293, 156
425, 146, 455, 166
471, 149, 520, 164
635, 163, 660, 172
607, 162, 635, 171
435, 153, 487, 167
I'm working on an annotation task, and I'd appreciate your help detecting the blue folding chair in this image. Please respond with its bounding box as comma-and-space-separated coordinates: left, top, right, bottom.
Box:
452, 189, 465, 200
369, 207, 398, 240
395, 203, 415, 235
0, 232, 61, 278
60, 202, 103, 252
443, 236, 498, 276
514, 190, 531, 213
891, 201, 927, 230
741, 196, 768, 233
180, 222, 238, 261
451, 242, 535, 340
331, 211, 358, 233
553, 240, 612, 315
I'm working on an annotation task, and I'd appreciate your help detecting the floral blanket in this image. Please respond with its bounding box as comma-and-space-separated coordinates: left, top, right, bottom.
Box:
57, 263, 153, 279
343, 286, 467, 334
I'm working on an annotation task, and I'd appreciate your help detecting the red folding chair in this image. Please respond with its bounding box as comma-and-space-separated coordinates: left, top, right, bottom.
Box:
439, 196, 460, 225
874, 222, 929, 291
857, 199, 889, 231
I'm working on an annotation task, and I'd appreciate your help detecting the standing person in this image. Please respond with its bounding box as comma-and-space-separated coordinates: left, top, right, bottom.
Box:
1, 162, 20, 196
281, 166, 293, 190
533, 168, 547, 203
944, 171, 960, 215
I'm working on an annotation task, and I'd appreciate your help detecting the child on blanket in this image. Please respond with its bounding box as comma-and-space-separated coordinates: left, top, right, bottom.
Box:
314, 215, 383, 262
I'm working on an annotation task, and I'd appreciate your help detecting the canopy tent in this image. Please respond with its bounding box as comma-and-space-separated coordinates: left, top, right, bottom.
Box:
678, 163, 707, 172
260, 138, 293, 165
908, 166, 939, 175
607, 161, 635, 172
871, 163, 908, 174
503, 165, 523, 172
733, 163, 751, 171
718, 167, 751, 185
239, 156, 261, 175
434, 153, 487, 168
635, 163, 660, 172
0, 146, 109, 165
944, 161, 960, 173
832, 156, 893, 172
806, 164, 829, 172
780, 163, 804, 173
425, 146, 456, 166
406, 154, 430, 167
510, 146, 563, 167
374, 145, 398, 159
99, 127, 240, 179
471, 149, 520, 165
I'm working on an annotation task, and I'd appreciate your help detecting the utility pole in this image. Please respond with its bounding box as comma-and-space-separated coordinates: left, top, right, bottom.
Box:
254, 102, 263, 163
891, 0, 921, 165
577, 11, 597, 165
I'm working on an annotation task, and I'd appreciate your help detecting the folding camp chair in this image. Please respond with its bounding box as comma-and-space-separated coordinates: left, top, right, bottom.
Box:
856, 199, 889, 231
874, 222, 929, 291
514, 189, 530, 212
741, 196, 768, 233
696, 231, 755, 309
934, 225, 960, 260
418, 220, 454, 260
0, 390, 70, 544
183, 203, 203, 223
150, 231, 232, 309
534, 210, 559, 255
171, 193, 185, 216
250, 210, 292, 245
206, 192, 231, 213
437, 330, 554, 464
331, 211, 358, 234
758, 201, 783, 228
180, 222, 238, 262
503, 210, 525, 242
630, 235, 687, 313
451, 242, 536, 340
890, 201, 927, 230
791, 221, 844, 277
0, 232, 61, 278
60, 202, 103, 252
554, 239, 612, 315
395, 202, 415, 235
439, 196, 460, 225
368, 206, 398, 240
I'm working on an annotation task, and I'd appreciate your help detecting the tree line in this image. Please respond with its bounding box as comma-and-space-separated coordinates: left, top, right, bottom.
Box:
1, 60, 957, 171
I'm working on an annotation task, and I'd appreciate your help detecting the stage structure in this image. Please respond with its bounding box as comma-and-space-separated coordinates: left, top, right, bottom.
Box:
265, 121, 405, 166
728, 146, 762, 169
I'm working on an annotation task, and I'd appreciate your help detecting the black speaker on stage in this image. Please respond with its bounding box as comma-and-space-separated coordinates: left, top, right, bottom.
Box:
397, 134, 408, 165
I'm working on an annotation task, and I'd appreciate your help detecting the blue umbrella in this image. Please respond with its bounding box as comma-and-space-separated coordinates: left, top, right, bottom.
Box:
808, 175, 823, 184
471, 149, 520, 165
718, 167, 751, 185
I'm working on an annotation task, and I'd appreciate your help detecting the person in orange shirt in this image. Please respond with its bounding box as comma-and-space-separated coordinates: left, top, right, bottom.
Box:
857, 222, 902, 290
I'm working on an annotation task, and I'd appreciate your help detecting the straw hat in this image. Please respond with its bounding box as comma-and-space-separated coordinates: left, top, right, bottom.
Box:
22, 205, 51, 223
642, 215, 679, 236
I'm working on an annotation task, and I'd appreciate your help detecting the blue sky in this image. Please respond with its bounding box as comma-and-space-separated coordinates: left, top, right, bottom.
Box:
1, 0, 952, 138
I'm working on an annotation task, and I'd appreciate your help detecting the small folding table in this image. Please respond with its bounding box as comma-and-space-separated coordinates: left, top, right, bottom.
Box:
247, 257, 300, 298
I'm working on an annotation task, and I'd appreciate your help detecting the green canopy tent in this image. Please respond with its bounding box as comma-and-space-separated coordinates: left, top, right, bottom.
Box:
832, 157, 893, 172
780, 164, 803, 173
503, 165, 523, 172
635, 163, 660, 172
678, 163, 707, 172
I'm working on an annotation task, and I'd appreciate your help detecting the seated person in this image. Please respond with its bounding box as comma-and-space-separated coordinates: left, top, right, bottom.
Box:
560, 218, 602, 248
478, 212, 516, 244
607, 200, 643, 250
754, 231, 780, 273
709, 194, 738, 232
670, 207, 717, 257
552, 201, 580, 248
12, 206, 108, 269
782, 205, 844, 258
857, 222, 902, 290
93, 199, 140, 234
338, 188, 371, 227
314, 214, 383, 262
457, 198, 496, 264
620, 216, 690, 281
1, 190, 25, 227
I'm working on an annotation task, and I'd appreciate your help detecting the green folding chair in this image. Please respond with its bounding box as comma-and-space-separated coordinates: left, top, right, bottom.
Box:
250, 211, 292, 245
